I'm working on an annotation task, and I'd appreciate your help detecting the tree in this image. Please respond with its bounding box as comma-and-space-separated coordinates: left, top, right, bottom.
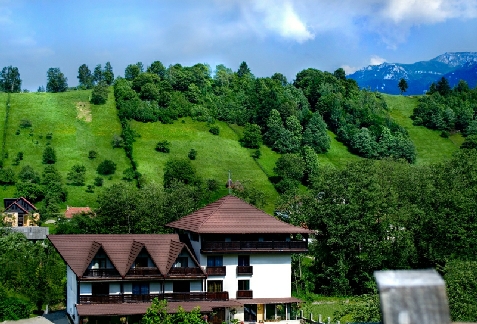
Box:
93, 64, 103, 84
42, 146, 56, 164
90, 82, 109, 105
46, 68, 68, 93
274, 153, 305, 182
77, 64, 93, 89
0, 66, 21, 93
237, 61, 251, 78
302, 112, 330, 153
239, 123, 262, 149
103, 62, 114, 85
67, 164, 86, 186
147, 61, 166, 79
97, 159, 117, 175
333, 67, 346, 81
163, 158, 198, 188
436, 77, 451, 96
125, 63, 143, 81
398, 78, 408, 95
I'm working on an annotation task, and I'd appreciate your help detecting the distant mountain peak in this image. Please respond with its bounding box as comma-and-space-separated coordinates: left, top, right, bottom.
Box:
347, 52, 477, 95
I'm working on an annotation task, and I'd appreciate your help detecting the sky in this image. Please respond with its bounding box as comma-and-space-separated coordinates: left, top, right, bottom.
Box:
1, 0, 477, 91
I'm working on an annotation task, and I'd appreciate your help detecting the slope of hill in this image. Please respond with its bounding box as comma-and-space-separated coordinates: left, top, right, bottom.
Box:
348, 52, 477, 95
0, 90, 131, 208
383, 94, 462, 164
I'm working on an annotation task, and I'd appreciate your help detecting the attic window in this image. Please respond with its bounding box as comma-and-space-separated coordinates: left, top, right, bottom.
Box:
174, 257, 189, 268
134, 256, 148, 268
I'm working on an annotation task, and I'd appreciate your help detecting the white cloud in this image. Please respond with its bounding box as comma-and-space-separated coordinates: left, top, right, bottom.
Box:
341, 65, 359, 74
370, 55, 386, 65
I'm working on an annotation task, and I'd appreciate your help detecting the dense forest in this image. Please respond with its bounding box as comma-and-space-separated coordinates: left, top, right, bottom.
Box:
1, 61, 477, 322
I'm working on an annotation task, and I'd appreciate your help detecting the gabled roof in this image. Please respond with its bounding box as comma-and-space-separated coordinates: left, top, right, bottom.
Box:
48, 234, 204, 278
4, 197, 37, 212
65, 206, 92, 219
166, 195, 312, 234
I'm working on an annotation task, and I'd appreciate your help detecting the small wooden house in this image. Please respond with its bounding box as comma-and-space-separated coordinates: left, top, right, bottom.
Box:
3, 197, 39, 227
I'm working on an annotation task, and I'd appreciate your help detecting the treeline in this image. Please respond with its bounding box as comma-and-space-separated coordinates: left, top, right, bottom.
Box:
277, 148, 477, 299
112, 61, 415, 162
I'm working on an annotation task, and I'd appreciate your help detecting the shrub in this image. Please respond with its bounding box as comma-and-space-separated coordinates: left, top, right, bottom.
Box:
94, 176, 103, 186
90, 82, 109, 105
206, 179, 219, 191
0, 296, 32, 321
15, 129, 20, 135
122, 168, 136, 182
42, 146, 56, 164
155, 140, 171, 153
17, 152, 23, 160
274, 178, 300, 194
163, 158, 198, 188
441, 131, 450, 138
97, 159, 116, 175
86, 185, 95, 193
209, 126, 219, 135
46, 133, 53, 140
111, 134, 124, 148
88, 150, 97, 159
67, 164, 86, 186
188, 149, 197, 160
19, 119, 32, 128
251, 149, 261, 159
239, 123, 262, 149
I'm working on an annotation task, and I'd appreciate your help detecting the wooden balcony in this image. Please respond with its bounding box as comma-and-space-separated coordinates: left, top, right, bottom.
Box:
83, 268, 120, 278
201, 241, 308, 253
126, 267, 162, 277
79, 291, 229, 304
206, 266, 226, 276
169, 267, 205, 276
237, 266, 253, 275
236, 290, 253, 299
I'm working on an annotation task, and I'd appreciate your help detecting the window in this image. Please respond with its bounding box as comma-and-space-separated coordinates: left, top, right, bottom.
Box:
174, 257, 188, 268
238, 280, 250, 291
244, 304, 257, 322
173, 281, 190, 292
134, 256, 148, 268
207, 280, 223, 292
91, 257, 106, 269
132, 282, 149, 295
91, 283, 109, 295
207, 256, 223, 267
238, 255, 250, 266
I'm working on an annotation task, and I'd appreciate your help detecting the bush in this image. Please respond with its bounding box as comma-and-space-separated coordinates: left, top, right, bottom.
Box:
97, 159, 117, 175
441, 130, 450, 138
42, 146, 56, 164
155, 140, 171, 153
19, 120, 32, 128
163, 158, 198, 188
209, 126, 219, 135
86, 185, 95, 193
251, 149, 261, 159
88, 150, 97, 159
188, 149, 197, 160
239, 123, 262, 149
17, 152, 23, 161
0, 296, 32, 321
206, 179, 220, 191
274, 178, 300, 194
46, 133, 53, 140
67, 164, 86, 186
90, 82, 109, 105
94, 176, 103, 186
122, 168, 137, 182
111, 134, 124, 148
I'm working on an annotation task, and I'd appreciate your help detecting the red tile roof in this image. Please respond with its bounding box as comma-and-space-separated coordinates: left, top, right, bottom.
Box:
47, 234, 204, 278
166, 195, 312, 234
64, 207, 92, 219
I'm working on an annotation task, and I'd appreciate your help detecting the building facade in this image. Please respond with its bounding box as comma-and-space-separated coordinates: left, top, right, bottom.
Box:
48, 195, 311, 324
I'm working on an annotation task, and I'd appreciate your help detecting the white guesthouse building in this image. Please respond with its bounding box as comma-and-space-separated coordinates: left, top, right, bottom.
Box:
49, 195, 312, 324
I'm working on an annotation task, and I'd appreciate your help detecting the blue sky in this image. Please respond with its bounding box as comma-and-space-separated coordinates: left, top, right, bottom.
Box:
1, 0, 477, 91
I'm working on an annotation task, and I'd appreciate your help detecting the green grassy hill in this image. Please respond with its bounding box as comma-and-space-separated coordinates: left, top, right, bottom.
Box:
384, 94, 462, 164
0, 90, 130, 209
0, 91, 465, 214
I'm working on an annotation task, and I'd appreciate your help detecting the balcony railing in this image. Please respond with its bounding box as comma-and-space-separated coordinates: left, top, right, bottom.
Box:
236, 290, 253, 299
126, 267, 162, 276
201, 241, 307, 253
169, 267, 204, 276
83, 268, 120, 278
206, 266, 226, 276
79, 291, 229, 304
237, 266, 253, 275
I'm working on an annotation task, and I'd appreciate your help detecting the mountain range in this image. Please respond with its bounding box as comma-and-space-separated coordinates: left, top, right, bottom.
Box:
347, 52, 477, 95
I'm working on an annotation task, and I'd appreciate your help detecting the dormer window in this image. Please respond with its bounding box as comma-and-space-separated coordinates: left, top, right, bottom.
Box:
134, 256, 148, 268
174, 256, 188, 268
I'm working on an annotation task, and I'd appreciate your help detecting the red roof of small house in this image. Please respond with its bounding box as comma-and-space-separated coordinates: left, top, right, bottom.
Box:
47, 234, 204, 278
166, 195, 312, 234
64, 207, 92, 219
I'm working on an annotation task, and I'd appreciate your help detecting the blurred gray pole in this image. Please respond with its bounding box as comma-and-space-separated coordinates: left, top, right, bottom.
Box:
375, 269, 451, 324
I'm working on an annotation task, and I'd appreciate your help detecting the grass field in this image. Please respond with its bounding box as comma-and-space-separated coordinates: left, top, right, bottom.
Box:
385, 94, 461, 164
130, 118, 279, 213
0, 89, 130, 208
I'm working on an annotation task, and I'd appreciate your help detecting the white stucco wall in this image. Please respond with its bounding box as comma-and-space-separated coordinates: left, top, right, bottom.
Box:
66, 266, 79, 324
204, 253, 291, 299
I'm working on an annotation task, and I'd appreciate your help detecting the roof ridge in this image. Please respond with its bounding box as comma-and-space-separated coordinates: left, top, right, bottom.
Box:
197, 195, 230, 231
